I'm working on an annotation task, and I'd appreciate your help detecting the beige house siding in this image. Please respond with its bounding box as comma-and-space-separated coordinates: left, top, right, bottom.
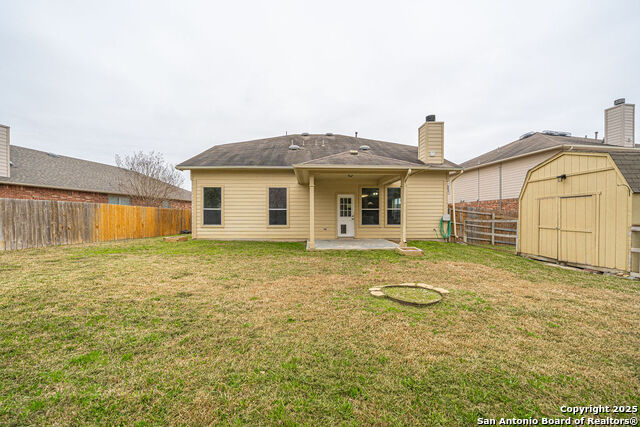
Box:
478, 164, 500, 201
0, 126, 9, 178
605, 103, 635, 147
519, 152, 633, 271
452, 169, 479, 202
452, 150, 559, 203
191, 169, 448, 241
418, 122, 444, 164
501, 151, 558, 199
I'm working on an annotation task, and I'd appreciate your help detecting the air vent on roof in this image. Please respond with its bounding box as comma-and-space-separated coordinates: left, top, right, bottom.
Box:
359, 145, 370, 151
349, 150, 358, 155
325, 132, 333, 136
301, 132, 309, 136
288, 144, 300, 150
542, 130, 571, 137
519, 131, 536, 140
426, 115, 436, 122
47, 152, 60, 158
614, 98, 626, 105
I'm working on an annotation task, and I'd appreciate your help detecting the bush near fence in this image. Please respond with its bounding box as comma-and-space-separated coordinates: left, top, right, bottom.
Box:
0, 198, 191, 250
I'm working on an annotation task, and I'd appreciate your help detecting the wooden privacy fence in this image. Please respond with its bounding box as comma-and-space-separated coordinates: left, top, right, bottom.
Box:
449, 207, 518, 247
0, 198, 191, 251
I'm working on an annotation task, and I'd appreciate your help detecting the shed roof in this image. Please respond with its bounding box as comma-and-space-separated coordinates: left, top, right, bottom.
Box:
0, 145, 191, 201
609, 152, 640, 193
177, 133, 460, 169
460, 132, 615, 168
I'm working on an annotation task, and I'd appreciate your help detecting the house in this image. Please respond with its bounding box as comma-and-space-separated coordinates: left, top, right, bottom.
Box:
176, 116, 461, 248
453, 99, 637, 213
518, 150, 640, 275
0, 125, 191, 208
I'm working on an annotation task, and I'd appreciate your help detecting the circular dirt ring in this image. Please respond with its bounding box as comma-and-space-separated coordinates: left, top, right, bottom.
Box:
369, 283, 448, 307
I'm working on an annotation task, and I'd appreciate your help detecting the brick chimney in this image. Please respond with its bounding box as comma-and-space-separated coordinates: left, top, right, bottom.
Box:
605, 98, 635, 147
418, 115, 444, 164
0, 125, 8, 178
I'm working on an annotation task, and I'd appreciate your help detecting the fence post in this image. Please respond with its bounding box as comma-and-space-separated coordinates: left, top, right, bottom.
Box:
463, 219, 467, 243
491, 213, 495, 245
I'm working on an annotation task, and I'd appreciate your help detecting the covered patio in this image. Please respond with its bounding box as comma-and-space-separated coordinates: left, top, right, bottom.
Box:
293, 151, 424, 250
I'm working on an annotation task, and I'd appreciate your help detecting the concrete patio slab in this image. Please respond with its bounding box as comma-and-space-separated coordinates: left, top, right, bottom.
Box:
307, 239, 399, 251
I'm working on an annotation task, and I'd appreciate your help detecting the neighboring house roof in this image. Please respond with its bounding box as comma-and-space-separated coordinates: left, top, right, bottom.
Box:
609, 151, 640, 193
460, 132, 619, 169
0, 145, 191, 201
177, 134, 460, 169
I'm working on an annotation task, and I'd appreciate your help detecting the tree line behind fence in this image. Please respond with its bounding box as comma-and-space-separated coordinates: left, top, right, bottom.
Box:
0, 198, 191, 251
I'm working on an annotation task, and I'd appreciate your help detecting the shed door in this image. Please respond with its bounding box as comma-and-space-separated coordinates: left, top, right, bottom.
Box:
558, 195, 595, 266
538, 197, 558, 259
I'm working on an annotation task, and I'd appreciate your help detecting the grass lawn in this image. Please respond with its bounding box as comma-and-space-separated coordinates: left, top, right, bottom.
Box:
0, 238, 639, 425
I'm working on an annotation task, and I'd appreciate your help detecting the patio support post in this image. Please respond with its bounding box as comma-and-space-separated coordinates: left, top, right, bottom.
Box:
401, 175, 407, 248
309, 174, 315, 250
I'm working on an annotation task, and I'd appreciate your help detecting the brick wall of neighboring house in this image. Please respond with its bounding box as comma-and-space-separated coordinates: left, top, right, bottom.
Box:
453, 198, 519, 215
0, 184, 191, 209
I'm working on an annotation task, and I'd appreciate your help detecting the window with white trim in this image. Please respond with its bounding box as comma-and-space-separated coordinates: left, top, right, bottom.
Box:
387, 187, 401, 225
268, 187, 287, 225
361, 188, 380, 225
203, 187, 222, 225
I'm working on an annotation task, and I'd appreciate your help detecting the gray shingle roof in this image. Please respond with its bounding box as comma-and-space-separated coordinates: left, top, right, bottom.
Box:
460, 132, 611, 168
609, 152, 640, 193
0, 145, 191, 201
297, 151, 423, 167
177, 134, 460, 169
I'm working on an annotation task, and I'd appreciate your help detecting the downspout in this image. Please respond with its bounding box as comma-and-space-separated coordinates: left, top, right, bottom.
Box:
449, 170, 464, 238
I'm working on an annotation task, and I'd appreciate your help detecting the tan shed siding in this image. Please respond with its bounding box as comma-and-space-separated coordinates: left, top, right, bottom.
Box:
0, 126, 8, 178
418, 122, 444, 164
502, 151, 557, 199
192, 170, 309, 240
519, 152, 633, 271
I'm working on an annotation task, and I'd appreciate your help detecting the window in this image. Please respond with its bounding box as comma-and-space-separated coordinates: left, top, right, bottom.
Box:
161, 200, 170, 209
203, 187, 222, 225
268, 187, 287, 226
361, 188, 379, 225
387, 187, 401, 225
108, 195, 131, 205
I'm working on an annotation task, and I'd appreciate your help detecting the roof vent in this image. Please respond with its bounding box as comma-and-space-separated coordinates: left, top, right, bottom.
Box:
301, 132, 309, 136
359, 145, 370, 151
349, 150, 358, 155
325, 132, 333, 136
288, 144, 300, 150
47, 152, 60, 158
519, 131, 536, 140
542, 130, 571, 137
614, 98, 626, 105
425, 115, 436, 122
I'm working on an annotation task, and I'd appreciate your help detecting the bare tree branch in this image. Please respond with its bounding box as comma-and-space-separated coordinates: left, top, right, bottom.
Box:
115, 151, 184, 207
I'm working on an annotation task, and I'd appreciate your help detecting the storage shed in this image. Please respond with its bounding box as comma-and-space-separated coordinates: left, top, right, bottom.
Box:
518, 150, 640, 275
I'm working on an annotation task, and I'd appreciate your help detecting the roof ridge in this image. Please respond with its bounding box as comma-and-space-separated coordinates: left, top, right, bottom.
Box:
296, 150, 420, 166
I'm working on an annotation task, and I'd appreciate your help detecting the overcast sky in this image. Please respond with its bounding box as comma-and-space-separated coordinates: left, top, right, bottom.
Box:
1, 0, 639, 186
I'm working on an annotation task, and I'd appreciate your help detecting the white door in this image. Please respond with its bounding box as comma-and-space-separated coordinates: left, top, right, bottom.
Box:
337, 195, 355, 237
